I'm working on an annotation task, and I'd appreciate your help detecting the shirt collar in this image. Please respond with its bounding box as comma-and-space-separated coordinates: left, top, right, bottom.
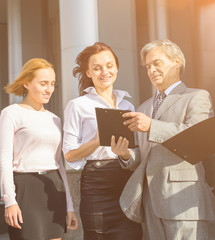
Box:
83, 86, 131, 98
156, 81, 182, 97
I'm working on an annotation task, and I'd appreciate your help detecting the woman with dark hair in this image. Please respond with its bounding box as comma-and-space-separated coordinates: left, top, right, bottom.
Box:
0, 58, 78, 240
63, 42, 142, 240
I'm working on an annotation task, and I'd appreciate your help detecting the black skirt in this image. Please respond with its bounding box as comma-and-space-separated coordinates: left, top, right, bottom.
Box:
9, 170, 67, 240
80, 159, 143, 240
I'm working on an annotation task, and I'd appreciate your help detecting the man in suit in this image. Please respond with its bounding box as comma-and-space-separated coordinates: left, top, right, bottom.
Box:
111, 39, 215, 239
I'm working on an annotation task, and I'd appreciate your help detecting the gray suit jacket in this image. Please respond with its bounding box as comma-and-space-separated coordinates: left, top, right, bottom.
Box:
120, 82, 215, 223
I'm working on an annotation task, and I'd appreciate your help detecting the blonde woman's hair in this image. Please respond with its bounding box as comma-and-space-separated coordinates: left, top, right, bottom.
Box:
5, 58, 54, 96
140, 39, 186, 76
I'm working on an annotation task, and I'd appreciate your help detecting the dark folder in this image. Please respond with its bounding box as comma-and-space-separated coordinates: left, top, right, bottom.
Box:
95, 108, 135, 148
162, 116, 215, 165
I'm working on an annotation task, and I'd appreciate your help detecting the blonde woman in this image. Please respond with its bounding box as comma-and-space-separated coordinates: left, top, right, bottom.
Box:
0, 58, 78, 240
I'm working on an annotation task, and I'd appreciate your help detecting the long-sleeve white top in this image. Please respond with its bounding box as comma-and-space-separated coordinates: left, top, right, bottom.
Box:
0, 104, 74, 211
63, 86, 134, 170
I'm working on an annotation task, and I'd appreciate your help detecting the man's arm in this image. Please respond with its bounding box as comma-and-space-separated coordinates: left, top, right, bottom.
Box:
149, 90, 214, 143
123, 90, 214, 143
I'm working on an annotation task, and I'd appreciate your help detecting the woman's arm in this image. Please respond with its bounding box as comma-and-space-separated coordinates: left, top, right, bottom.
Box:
0, 108, 23, 228
58, 157, 79, 230
65, 133, 100, 162
63, 100, 100, 163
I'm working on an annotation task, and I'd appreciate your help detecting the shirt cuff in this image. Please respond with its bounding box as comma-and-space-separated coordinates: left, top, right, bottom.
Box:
118, 156, 129, 167
3, 195, 17, 208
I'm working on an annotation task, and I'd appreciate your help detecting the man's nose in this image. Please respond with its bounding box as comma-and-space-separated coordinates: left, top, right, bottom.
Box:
148, 65, 157, 75
149, 65, 157, 74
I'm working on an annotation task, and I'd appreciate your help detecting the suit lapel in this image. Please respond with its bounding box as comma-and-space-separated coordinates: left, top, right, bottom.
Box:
145, 96, 154, 117
155, 82, 187, 120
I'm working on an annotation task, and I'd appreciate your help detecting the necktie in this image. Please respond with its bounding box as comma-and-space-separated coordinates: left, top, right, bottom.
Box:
152, 92, 166, 119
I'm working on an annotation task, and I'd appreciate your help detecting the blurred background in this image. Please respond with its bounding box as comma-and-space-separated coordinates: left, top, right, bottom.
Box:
0, 0, 215, 239
1, 0, 215, 113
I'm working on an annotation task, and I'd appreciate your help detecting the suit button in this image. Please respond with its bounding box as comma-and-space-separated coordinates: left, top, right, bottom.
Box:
95, 161, 101, 167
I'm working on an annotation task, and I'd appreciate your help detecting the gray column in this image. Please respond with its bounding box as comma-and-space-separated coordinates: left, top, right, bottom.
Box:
59, 0, 98, 108
147, 0, 168, 40
7, 0, 22, 103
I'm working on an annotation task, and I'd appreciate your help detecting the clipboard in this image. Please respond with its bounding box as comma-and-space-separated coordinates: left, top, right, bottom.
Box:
95, 108, 135, 148
162, 116, 215, 165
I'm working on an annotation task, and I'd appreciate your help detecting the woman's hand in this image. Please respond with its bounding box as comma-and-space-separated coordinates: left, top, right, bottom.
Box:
111, 136, 130, 160
5, 204, 23, 229
67, 211, 78, 230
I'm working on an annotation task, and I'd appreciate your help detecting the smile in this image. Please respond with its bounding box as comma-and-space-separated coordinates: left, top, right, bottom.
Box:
100, 77, 111, 81
43, 95, 51, 98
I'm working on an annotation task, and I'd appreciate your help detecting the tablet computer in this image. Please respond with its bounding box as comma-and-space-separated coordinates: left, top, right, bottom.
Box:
95, 108, 135, 148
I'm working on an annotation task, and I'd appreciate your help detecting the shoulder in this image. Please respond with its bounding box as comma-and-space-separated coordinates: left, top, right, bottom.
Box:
174, 82, 210, 97
1, 103, 18, 112
1, 104, 20, 117
183, 88, 212, 102
185, 87, 210, 95
65, 95, 87, 110
121, 99, 135, 111
46, 109, 59, 118
0, 104, 21, 126
64, 95, 90, 118
67, 95, 87, 105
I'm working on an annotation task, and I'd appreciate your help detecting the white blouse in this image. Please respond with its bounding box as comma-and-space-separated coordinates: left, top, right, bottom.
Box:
63, 87, 134, 170
0, 104, 74, 211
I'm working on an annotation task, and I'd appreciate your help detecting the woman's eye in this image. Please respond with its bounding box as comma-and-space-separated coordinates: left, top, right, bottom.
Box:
93, 67, 100, 71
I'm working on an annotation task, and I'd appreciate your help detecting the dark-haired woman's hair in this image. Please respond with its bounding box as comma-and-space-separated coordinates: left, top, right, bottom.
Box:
73, 42, 119, 96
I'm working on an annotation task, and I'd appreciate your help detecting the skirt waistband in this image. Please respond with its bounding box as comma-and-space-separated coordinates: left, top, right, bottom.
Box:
13, 169, 57, 175
86, 159, 118, 168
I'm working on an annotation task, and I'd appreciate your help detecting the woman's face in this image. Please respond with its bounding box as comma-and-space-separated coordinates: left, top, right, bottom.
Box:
86, 50, 118, 92
24, 68, 56, 105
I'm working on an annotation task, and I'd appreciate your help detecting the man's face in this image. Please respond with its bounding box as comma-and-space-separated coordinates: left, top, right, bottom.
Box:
145, 47, 180, 92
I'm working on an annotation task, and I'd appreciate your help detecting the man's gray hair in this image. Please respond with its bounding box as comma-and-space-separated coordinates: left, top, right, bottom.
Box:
140, 39, 185, 76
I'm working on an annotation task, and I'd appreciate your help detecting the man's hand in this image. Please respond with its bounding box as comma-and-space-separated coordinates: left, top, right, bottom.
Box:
5, 204, 23, 229
123, 112, 152, 132
111, 136, 130, 160
67, 211, 78, 230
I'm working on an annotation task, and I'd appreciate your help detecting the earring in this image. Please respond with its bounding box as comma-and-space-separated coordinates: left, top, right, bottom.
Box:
23, 88, 27, 97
